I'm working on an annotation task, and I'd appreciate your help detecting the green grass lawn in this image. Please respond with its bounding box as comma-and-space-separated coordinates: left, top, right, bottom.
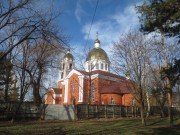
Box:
0, 117, 179, 135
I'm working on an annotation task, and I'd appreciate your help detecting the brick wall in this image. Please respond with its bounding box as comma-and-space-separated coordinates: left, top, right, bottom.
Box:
55, 72, 133, 106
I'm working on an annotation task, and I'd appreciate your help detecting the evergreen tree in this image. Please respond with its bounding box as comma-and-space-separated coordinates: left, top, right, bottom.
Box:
136, 0, 180, 40
161, 59, 180, 87
0, 53, 16, 102
136, 0, 180, 126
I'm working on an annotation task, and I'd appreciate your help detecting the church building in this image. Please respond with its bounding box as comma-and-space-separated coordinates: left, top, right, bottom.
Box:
45, 36, 133, 106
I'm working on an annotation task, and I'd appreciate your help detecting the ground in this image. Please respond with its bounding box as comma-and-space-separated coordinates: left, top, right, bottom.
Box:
0, 117, 180, 135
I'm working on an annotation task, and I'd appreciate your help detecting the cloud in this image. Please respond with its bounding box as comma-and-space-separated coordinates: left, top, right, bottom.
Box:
81, 3, 141, 54
75, 1, 87, 23
111, 5, 139, 30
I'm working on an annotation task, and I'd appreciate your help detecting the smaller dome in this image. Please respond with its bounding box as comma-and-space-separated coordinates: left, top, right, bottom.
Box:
64, 49, 73, 60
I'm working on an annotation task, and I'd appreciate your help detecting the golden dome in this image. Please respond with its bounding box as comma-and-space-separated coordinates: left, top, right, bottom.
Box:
86, 47, 109, 62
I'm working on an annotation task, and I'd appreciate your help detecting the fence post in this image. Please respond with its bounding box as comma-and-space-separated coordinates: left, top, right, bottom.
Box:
126, 106, 128, 117
74, 105, 77, 120
105, 105, 107, 118
96, 105, 98, 118
120, 105, 121, 117
87, 104, 89, 118
136, 107, 139, 117
113, 105, 115, 118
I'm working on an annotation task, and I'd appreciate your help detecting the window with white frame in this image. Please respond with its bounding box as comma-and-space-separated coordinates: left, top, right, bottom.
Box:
105, 64, 108, 70
111, 97, 115, 104
101, 63, 103, 69
69, 63, 72, 69
70, 78, 77, 93
88, 64, 91, 71
96, 63, 99, 70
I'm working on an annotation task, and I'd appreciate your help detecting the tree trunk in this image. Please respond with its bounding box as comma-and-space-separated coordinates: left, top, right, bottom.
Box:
33, 66, 42, 103
4, 78, 9, 102
157, 96, 166, 117
160, 31, 173, 127
167, 78, 173, 127
11, 100, 23, 123
33, 82, 41, 103
159, 103, 165, 117
140, 101, 146, 126
146, 91, 150, 118
140, 87, 146, 126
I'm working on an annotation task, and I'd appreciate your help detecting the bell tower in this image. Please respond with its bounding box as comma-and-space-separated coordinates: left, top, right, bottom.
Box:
60, 49, 74, 79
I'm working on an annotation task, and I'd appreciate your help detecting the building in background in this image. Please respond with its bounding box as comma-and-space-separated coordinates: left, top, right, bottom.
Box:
45, 36, 133, 106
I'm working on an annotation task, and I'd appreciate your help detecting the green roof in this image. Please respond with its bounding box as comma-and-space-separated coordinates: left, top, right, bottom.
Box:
64, 53, 74, 60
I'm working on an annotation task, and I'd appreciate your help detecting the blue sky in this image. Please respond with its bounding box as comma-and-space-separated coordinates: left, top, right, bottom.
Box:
47, 0, 143, 58
35, 0, 143, 87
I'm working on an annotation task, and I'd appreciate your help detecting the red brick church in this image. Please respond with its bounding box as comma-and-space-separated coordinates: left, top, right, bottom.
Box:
45, 36, 133, 106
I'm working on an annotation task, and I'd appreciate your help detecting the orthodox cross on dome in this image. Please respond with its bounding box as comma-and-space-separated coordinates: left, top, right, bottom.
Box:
94, 32, 100, 48
67, 48, 70, 53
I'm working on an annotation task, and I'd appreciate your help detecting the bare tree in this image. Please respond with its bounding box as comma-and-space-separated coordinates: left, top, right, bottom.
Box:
0, 0, 68, 101
29, 41, 64, 102
7, 41, 33, 123
0, 0, 67, 122
148, 67, 167, 117
14, 40, 63, 103
0, 0, 67, 61
111, 30, 153, 126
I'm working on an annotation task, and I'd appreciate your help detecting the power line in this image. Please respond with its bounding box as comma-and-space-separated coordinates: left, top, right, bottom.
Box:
85, 0, 99, 47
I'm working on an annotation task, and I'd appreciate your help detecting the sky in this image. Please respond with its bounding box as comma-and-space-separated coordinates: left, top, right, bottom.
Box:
45, 0, 143, 60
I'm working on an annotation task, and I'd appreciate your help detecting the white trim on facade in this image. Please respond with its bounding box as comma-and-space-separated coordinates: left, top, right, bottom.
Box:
88, 74, 124, 82
85, 59, 110, 72
44, 94, 47, 104
64, 79, 69, 103
65, 69, 83, 79
62, 69, 84, 103
78, 75, 84, 102
53, 94, 56, 104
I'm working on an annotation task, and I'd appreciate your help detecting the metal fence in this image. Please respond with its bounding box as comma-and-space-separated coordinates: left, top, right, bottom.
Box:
76, 104, 180, 119
0, 102, 41, 121
0, 102, 179, 121
77, 104, 140, 119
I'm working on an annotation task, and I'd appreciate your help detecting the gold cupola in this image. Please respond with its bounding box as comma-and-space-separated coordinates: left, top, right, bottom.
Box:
85, 32, 110, 72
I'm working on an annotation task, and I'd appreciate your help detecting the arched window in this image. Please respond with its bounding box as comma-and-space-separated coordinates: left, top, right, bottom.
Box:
70, 78, 77, 104
101, 63, 103, 69
96, 63, 99, 70
105, 64, 108, 70
88, 64, 91, 71
61, 72, 63, 79
91, 83, 95, 102
69, 63, 72, 69
70, 78, 77, 93
111, 97, 115, 105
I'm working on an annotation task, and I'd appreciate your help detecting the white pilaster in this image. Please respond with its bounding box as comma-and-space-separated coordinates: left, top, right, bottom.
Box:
78, 76, 84, 102
64, 79, 69, 103
53, 94, 56, 104
44, 94, 47, 104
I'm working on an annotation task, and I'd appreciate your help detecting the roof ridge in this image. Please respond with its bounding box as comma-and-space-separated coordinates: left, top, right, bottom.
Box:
76, 69, 126, 80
